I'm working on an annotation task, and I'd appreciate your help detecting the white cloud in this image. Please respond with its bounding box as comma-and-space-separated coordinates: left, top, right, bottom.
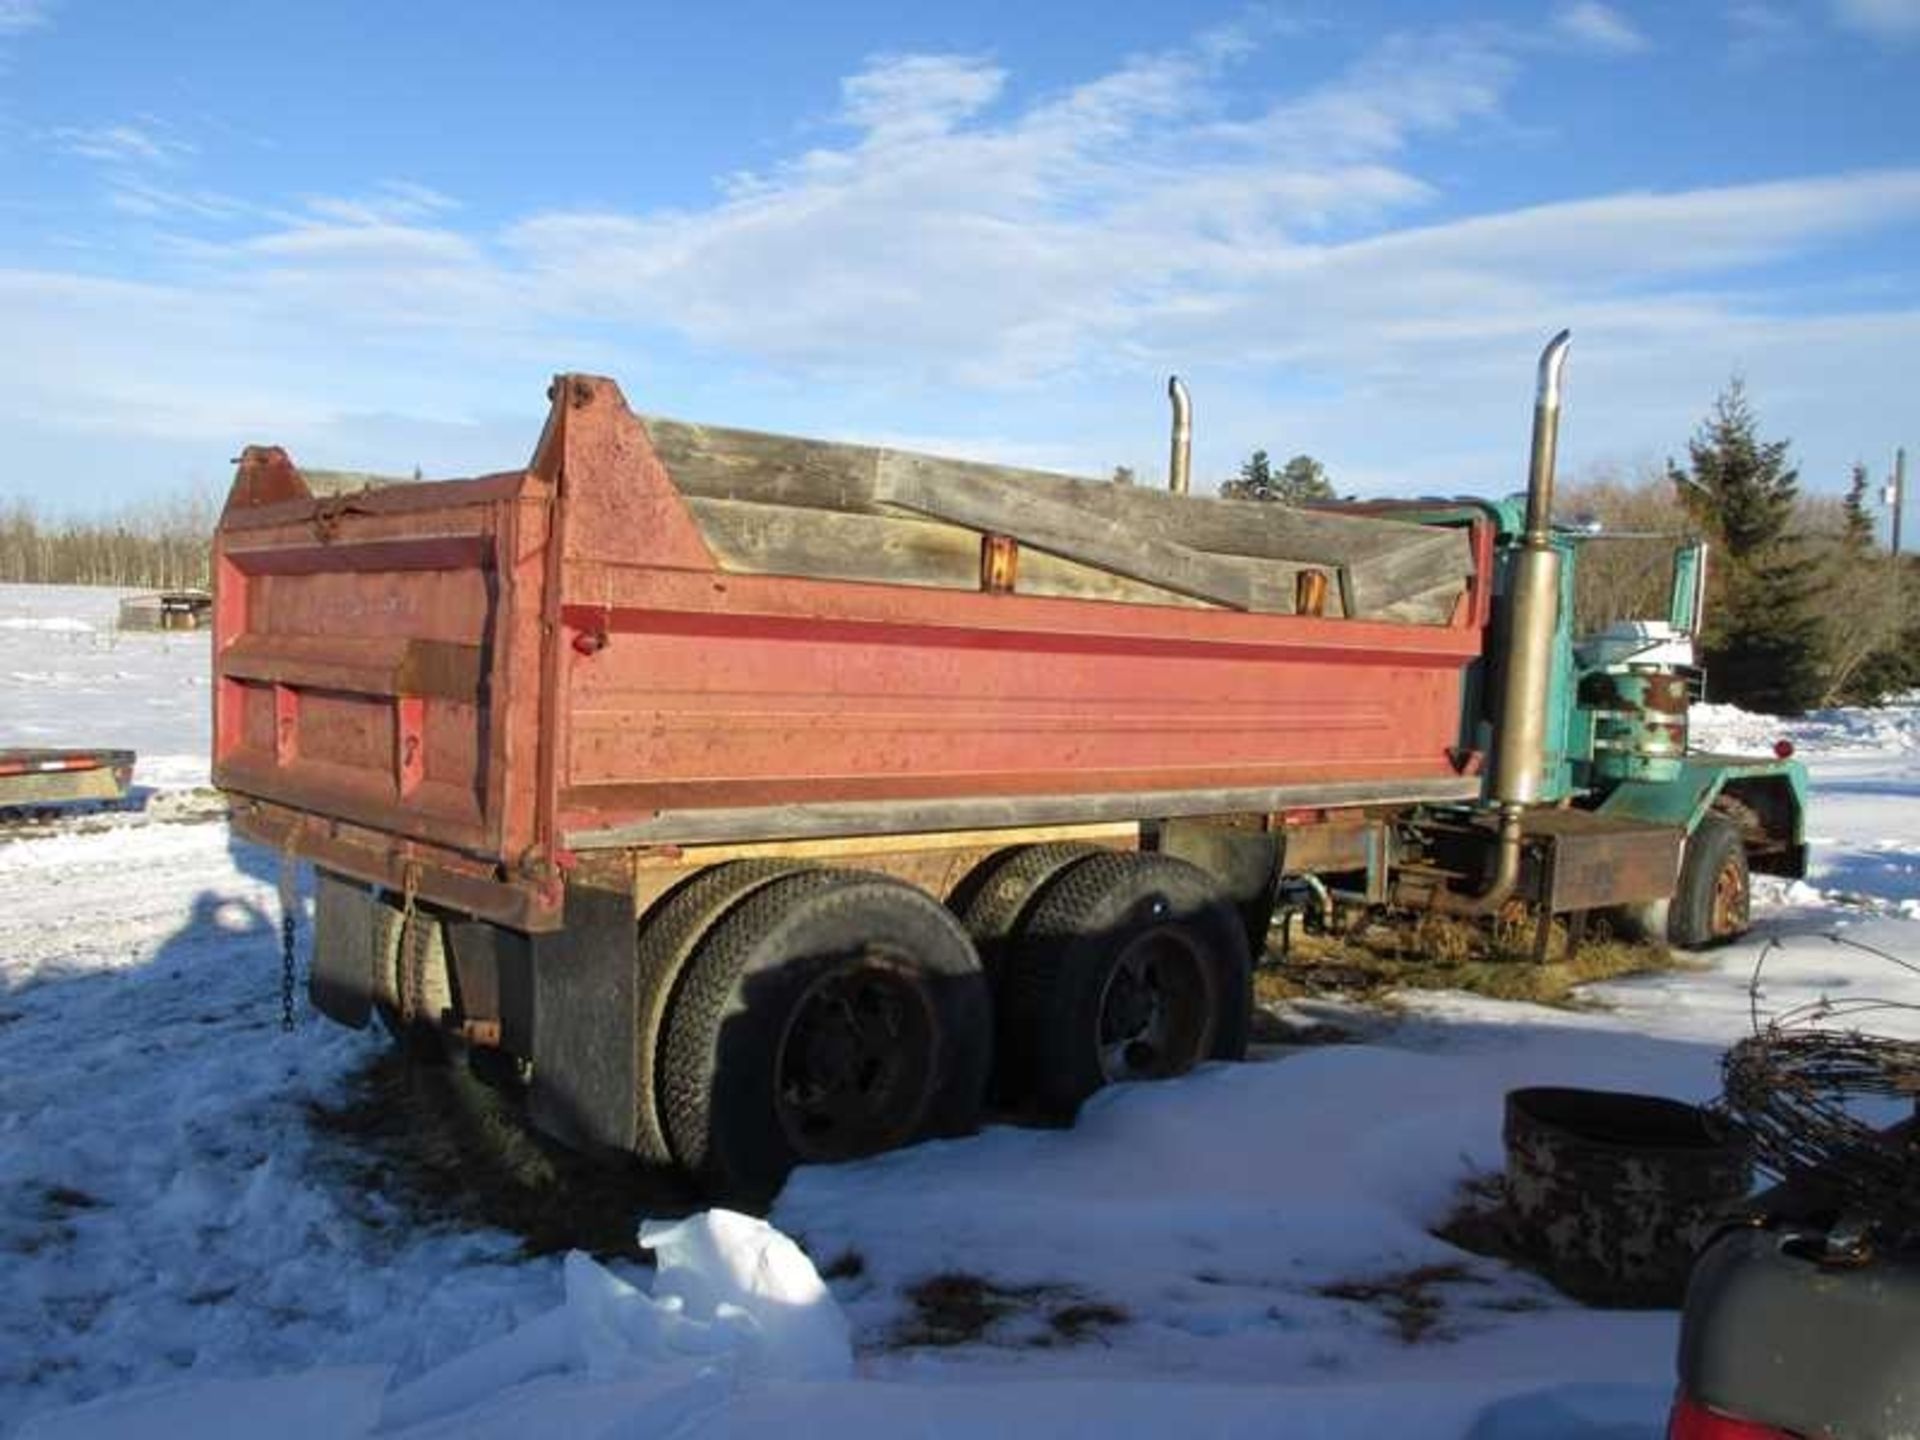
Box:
50, 122, 193, 166
1833, 0, 1920, 41
104, 179, 261, 223
0, 0, 49, 34
2, 21, 1917, 503
1554, 2, 1651, 54
839, 54, 1006, 145
300, 181, 460, 227
504, 31, 1517, 384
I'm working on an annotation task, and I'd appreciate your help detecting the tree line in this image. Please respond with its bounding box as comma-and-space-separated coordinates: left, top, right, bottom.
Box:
0, 489, 216, 590
1563, 380, 1908, 714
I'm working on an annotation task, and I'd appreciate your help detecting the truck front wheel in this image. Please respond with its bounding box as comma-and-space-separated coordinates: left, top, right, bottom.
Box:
658, 870, 992, 1202
1667, 815, 1751, 949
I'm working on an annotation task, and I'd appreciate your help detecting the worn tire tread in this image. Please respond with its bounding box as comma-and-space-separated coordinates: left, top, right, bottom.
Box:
632, 860, 820, 1166
1009, 852, 1250, 1118
659, 870, 990, 1198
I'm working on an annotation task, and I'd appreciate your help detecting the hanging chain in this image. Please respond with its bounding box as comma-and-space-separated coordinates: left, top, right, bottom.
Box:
398, 860, 422, 1028
277, 848, 301, 1033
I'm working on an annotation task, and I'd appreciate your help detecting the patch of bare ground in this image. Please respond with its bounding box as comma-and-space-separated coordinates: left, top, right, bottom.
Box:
1430, 1173, 1557, 1312
1314, 1262, 1489, 1344
307, 1048, 698, 1261
1256, 910, 1691, 1011
890, 1272, 1129, 1350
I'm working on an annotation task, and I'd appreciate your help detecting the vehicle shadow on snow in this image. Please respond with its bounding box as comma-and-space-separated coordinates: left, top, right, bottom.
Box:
304, 1046, 702, 1261
174, 827, 698, 1262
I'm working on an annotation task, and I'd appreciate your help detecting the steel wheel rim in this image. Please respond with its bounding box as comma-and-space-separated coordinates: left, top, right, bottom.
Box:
773, 949, 938, 1162
1093, 924, 1213, 1083
1711, 857, 1748, 937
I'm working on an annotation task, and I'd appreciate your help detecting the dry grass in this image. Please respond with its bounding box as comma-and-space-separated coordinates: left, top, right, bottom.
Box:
1314, 1262, 1487, 1344
1257, 910, 1690, 1011
890, 1271, 1128, 1350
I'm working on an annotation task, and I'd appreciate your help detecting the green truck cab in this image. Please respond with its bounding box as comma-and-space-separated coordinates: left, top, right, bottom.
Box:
1358, 491, 1808, 948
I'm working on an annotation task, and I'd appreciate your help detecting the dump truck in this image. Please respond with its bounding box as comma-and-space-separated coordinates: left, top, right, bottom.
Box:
211, 333, 1807, 1198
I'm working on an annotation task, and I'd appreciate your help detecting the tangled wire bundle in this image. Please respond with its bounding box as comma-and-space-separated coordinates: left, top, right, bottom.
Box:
1720, 936, 1920, 1231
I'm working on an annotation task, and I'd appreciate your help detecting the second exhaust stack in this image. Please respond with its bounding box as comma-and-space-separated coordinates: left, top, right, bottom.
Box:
1168, 375, 1192, 496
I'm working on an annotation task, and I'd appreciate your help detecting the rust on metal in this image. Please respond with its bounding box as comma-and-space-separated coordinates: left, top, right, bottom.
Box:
1294, 568, 1329, 618
212, 374, 1499, 927
980, 533, 1019, 593
1519, 808, 1684, 913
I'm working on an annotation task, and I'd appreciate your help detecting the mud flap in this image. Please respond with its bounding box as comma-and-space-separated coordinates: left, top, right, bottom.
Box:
529, 881, 640, 1154
310, 869, 378, 1028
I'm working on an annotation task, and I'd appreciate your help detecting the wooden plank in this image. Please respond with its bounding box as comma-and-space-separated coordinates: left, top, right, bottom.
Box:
689, 496, 976, 591
647, 413, 1470, 616
632, 821, 1140, 869
874, 451, 1257, 610
303, 468, 407, 497
1020, 548, 1214, 609
1374, 576, 1471, 625
688, 497, 1215, 608
645, 417, 880, 511
1347, 529, 1474, 616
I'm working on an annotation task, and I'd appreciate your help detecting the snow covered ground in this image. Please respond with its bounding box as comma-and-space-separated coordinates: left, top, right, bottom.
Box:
5, 580, 1920, 1437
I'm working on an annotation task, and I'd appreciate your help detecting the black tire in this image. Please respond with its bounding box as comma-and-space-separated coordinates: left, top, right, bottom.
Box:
953, 842, 1104, 1102
1668, 814, 1751, 950
658, 870, 992, 1202
1008, 852, 1251, 1120
632, 860, 820, 1166
953, 843, 1105, 961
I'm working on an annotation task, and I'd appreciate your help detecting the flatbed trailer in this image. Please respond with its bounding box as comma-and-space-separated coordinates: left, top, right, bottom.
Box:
212, 336, 1806, 1198
0, 748, 136, 810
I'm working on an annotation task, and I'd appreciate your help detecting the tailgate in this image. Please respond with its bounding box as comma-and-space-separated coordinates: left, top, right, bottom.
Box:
212, 450, 557, 927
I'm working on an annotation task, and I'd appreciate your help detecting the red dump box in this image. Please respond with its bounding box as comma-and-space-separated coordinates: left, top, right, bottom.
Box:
213, 376, 1492, 931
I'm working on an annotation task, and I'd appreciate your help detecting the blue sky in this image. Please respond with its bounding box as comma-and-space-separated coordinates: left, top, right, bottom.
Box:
1, 0, 1916, 511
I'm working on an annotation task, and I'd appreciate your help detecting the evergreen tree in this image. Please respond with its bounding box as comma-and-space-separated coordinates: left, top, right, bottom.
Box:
1843, 461, 1875, 549
1220, 450, 1333, 504
1276, 454, 1335, 503
1670, 380, 1798, 558
1221, 449, 1275, 501
1669, 379, 1824, 714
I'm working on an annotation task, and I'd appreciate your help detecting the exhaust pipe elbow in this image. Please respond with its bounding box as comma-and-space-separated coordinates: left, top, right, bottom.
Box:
1419, 806, 1526, 918
1167, 375, 1192, 496
1524, 330, 1572, 543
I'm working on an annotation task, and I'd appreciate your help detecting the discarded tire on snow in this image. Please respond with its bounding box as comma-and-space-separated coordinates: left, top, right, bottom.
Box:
1502, 1086, 1752, 1307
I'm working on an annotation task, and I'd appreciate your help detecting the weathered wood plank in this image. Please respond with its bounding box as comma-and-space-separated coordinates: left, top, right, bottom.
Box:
1346, 529, 1474, 616
874, 451, 1258, 610
644, 417, 880, 511
688, 497, 1215, 608
647, 413, 1470, 617
1373, 576, 1470, 625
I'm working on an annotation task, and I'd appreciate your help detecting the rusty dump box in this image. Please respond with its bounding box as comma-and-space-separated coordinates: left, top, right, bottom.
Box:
213, 376, 1492, 930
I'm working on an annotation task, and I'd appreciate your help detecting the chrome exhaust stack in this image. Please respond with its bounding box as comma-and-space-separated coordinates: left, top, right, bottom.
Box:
1167, 375, 1192, 496
1491, 328, 1571, 811
1417, 330, 1571, 916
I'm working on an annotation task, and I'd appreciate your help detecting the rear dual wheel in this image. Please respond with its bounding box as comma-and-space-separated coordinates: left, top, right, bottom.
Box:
655, 869, 992, 1202
966, 850, 1251, 1120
